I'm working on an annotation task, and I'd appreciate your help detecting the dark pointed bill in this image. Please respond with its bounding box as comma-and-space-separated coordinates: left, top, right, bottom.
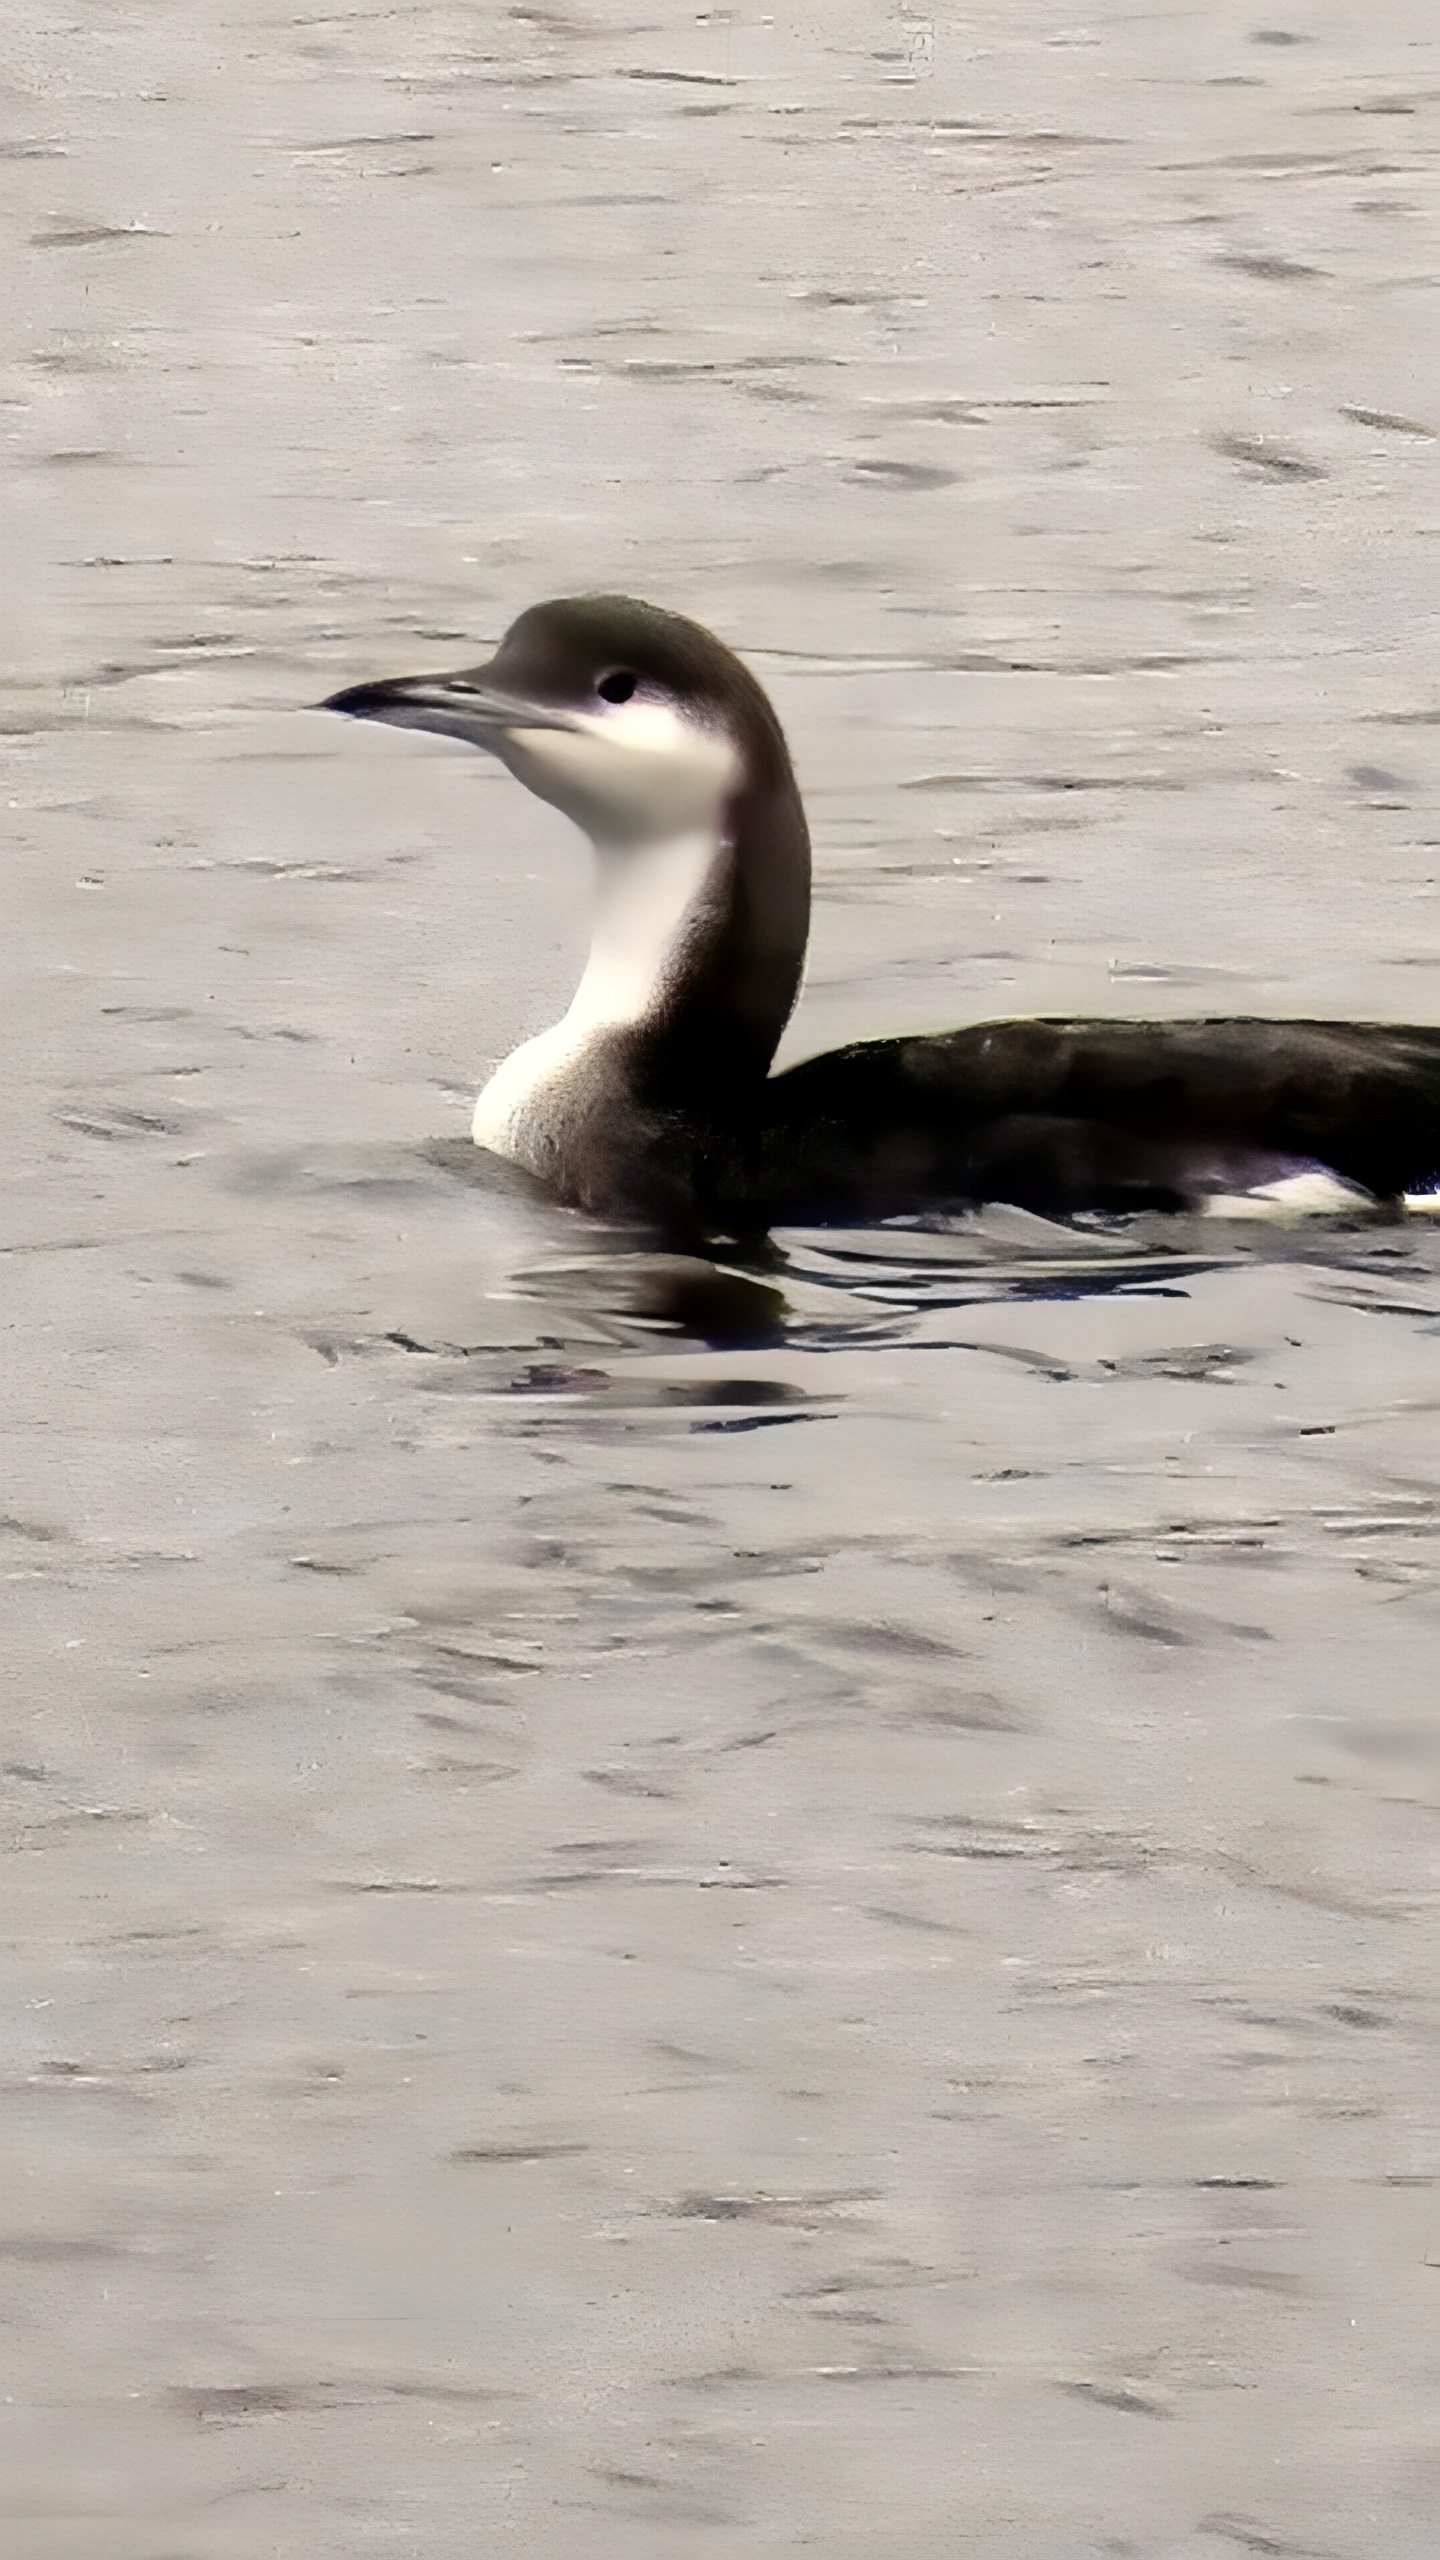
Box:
318, 670, 579, 747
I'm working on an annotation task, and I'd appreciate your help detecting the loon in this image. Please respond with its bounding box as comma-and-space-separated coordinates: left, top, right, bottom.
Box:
324, 593, 1440, 1233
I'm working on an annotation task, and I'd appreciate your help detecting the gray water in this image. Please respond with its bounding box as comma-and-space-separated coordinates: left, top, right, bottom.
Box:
4, 6, 1440, 2555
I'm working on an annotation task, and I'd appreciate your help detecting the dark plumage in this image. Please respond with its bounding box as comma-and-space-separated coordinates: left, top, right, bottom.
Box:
756, 1018, 1440, 1221
324, 597, 1440, 1232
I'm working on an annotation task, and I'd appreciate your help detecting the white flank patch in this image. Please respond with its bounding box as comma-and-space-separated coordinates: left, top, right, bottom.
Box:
1200, 1169, 1375, 1220
1402, 1186, 1440, 1214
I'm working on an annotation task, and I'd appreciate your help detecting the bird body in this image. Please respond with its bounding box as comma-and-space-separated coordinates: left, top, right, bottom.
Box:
325, 595, 1440, 1232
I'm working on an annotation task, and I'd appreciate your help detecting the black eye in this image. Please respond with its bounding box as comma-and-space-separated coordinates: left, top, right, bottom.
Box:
596, 669, 638, 705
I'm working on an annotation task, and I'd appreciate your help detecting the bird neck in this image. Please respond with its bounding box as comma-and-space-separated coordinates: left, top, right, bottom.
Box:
473, 754, 811, 1166
631, 750, 811, 1111
563, 824, 726, 1049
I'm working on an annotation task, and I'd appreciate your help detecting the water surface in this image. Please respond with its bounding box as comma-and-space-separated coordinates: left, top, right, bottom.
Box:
4, 5, 1440, 2555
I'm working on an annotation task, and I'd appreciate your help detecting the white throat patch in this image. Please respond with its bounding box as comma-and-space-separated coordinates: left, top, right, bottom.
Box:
500, 699, 738, 847
471, 823, 724, 1164
472, 694, 742, 1166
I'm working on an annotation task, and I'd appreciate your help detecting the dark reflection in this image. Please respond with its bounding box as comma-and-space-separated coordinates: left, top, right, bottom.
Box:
775, 1207, 1440, 1334
610, 1255, 790, 1346
406, 1134, 1440, 1367
512, 1252, 791, 1351
788, 1242, 1222, 1319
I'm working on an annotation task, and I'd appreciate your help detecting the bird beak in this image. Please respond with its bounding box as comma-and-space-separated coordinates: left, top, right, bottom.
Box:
318, 667, 579, 750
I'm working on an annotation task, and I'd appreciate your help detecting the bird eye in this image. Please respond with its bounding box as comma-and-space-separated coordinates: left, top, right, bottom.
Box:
596, 669, 638, 705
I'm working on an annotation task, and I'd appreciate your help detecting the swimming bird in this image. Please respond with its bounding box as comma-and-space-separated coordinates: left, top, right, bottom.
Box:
324, 594, 1440, 1233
